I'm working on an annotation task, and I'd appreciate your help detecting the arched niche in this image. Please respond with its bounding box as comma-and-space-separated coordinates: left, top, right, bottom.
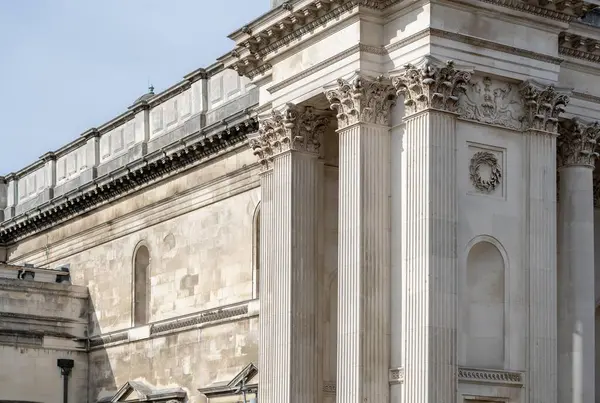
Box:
464, 237, 507, 369
133, 243, 150, 326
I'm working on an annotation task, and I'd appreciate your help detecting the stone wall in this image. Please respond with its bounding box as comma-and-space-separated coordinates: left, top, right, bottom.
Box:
4, 145, 261, 401
0, 278, 88, 403
90, 316, 259, 403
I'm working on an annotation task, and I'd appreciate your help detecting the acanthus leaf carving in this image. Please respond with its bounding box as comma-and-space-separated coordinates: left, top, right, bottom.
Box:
519, 81, 570, 134
458, 77, 522, 130
250, 103, 331, 170
557, 117, 600, 167
324, 73, 397, 129
392, 56, 472, 115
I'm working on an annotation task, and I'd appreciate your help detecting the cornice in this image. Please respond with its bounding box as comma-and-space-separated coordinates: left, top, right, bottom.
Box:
473, 0, 597, 22
225, 1, 358, 78
0, 116, 259, 244
560, 31, 600, 63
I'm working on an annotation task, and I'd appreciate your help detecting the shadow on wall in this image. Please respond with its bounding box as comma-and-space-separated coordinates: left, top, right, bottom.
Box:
88, 297, 117, 403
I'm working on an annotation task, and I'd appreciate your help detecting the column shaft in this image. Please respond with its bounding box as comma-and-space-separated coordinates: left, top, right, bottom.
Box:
337, 122, 391, 403
259, 170, 275, 402
524, 133, 557, 403
558, 167, 595, 403
402, 110, 457, 403
258, 151, 321, 403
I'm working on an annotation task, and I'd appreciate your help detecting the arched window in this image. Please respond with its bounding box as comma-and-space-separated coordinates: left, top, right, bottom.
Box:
133, 244, 150, 326
252, 204, 260, 299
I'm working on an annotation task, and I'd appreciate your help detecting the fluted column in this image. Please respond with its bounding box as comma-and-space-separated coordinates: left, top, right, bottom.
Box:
392, 57, 471, 403
250, 104, 329, 403
520, 82, 570, 403
557, 118, 599, 403
325, 74, 397, 403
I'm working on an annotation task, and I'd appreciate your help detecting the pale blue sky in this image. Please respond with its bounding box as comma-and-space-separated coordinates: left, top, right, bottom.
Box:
0, 0, 269, 174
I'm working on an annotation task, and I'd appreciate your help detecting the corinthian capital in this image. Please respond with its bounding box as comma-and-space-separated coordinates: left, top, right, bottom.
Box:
324, 73, 397, 129
519, 81, 570, 134
392, 56, 472, 115
249, 103, 331, 170
557, 118, 600, 168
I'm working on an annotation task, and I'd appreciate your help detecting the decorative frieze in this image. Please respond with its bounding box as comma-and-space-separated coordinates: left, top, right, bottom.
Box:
388, 367, 404, 385
519, 81, 570, 134
458, 76, 522, 130
250, 104, 331, 170
325, 74, 397, 128
557, 118, 600, 167
392, 56, 472, 115
458, 367, 524, 386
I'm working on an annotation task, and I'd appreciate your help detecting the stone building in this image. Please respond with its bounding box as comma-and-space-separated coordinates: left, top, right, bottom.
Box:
2, 0, 600, 402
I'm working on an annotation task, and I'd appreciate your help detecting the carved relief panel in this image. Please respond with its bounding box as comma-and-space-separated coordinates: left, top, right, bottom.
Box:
467, 143, 505, 199
458, 76, 522, 130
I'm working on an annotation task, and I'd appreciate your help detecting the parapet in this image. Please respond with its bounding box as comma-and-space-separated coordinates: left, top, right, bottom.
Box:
0, 63, 259, 241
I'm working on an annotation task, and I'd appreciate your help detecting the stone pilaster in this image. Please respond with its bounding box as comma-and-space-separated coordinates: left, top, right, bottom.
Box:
392, 57, 471, 403
250, 104, 329, 403
520, 81, 569, 403
557, 117, 599, 403
41, 152, 56, 201
325, 74, 396, 403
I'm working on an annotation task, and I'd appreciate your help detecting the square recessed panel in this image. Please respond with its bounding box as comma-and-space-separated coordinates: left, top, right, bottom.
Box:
467, 143, 506, 199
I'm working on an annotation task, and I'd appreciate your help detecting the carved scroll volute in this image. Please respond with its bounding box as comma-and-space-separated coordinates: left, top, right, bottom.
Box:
250, 103, 331, 171
557, 117, 600, 168
324, 73, 397, 129
392, 56, 472, 115
519, 81, 570, 134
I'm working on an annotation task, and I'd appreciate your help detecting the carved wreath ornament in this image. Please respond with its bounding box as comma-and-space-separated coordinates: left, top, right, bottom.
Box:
469, 151, 502, 193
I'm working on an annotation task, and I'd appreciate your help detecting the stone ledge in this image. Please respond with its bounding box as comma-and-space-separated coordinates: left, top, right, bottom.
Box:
89, 299, 257, 350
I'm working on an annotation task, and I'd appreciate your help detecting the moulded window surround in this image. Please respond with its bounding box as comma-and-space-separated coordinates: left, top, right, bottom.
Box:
132, 243, 151, 326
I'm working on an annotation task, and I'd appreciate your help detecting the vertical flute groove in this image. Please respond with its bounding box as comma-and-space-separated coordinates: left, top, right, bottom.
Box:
259, 150, 320, 403
337, 123, 391, 403
403, 111, 457, 403
525, 133, 557, 403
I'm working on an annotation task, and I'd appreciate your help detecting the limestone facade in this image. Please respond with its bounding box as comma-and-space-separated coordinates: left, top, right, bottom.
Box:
4, 1, 600, 403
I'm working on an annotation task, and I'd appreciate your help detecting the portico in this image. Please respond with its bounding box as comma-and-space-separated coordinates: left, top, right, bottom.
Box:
231, 1, 600, 401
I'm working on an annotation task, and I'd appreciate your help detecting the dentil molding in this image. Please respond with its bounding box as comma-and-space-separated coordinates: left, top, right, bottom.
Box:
249, 103, 331, 170
458, 76, 522, 130
392, 56, 472, 115
558, 117, 600, 167
325, 74, 397, 129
